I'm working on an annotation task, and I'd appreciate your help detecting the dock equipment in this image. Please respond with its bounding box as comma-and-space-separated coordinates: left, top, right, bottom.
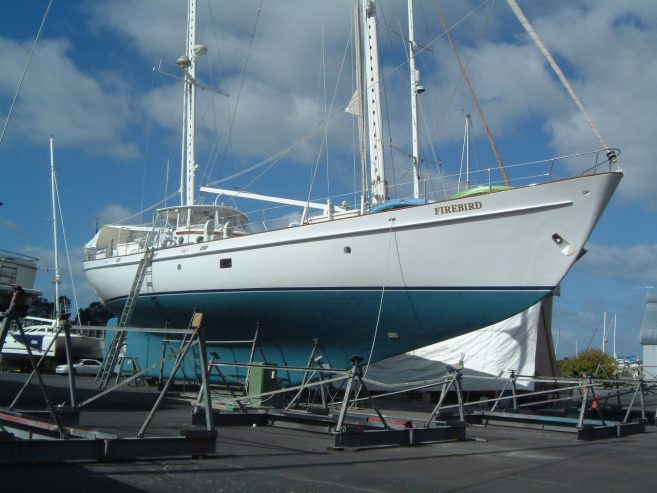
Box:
0, 311, 217, 464
191, 354, 467, 450
96, 248, 153, 389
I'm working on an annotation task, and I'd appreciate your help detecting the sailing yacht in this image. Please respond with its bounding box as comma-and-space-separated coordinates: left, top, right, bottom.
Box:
83, 1, 622, 369
2, 138, 104, 364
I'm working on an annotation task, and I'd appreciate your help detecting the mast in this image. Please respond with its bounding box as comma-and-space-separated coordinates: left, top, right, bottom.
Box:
353, 0, 368, 212
361, 0, 386, 205
465, 112, 472, 189
49, 136, 60, 324
602, 311, 607, 353
50, 136, 77, 407
613, 314, 617, 359
407, 0, 423, 199
178, 0, 205, 207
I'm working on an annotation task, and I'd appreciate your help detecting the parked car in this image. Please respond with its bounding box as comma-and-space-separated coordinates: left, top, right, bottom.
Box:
55, 359, 102, 376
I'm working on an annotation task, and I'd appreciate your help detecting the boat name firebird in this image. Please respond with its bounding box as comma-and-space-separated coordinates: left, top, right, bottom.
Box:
434, 201, 483, 216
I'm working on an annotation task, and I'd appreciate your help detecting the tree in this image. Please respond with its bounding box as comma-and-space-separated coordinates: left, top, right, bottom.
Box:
28, 297, 54, 318
78, 302, 113, 326
558, 349, 618, 378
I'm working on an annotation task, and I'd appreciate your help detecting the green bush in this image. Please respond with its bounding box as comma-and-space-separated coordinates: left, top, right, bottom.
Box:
558, 349, 617, 378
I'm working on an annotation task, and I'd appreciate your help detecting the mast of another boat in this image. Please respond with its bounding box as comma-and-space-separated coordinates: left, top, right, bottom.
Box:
603, 311, 607, 353
407, 0, 423, 199
613, 313, 617, 359
50, 136, 78, 407
49, 137, 61, 328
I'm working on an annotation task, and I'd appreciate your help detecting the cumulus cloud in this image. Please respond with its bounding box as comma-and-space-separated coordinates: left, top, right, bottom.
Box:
95, 204, 136, 226
21, 244, 98, 311
0, 38, 138, 159
580, 243, 657, 283
507, 1, 657, 206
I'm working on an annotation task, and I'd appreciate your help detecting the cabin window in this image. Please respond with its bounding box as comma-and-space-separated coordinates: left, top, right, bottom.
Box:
220, 258, 232, 269
344, 246, 352, 254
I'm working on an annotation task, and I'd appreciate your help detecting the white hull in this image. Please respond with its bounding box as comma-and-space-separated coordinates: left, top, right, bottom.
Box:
83, 172, 621, 366
1, 320, 104, 362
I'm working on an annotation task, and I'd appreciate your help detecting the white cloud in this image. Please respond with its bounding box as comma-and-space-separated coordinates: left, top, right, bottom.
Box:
511, 2, 657, 207
20, 244, 98, 311
580, 243, 657, 283
95, 204, 136, 225
0, 37, 138, 159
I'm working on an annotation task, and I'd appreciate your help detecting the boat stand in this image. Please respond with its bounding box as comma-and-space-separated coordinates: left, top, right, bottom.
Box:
328, 356, 466, 450
463, 373, 647, 440
191, 354, 467, 450
424, 365, 467, 425
0, 311, 217, 464
285, 339, 332, 412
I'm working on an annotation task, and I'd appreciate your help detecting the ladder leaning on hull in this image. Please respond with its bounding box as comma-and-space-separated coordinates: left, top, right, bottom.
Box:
96, 248, 154, 389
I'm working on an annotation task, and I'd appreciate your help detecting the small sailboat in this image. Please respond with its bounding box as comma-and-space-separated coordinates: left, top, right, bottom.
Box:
83, 1, 622, 370
1, 315, 103, 362
2, 138, 103, 364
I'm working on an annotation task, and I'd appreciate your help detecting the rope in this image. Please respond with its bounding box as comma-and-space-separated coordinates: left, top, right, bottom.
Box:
363, 219, 397, 377
435, 1, 510, 185
506, 0, 612, 155
0, 0, 53, 148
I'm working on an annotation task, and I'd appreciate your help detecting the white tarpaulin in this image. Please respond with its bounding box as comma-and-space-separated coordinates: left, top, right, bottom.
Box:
366, 297, 559, 391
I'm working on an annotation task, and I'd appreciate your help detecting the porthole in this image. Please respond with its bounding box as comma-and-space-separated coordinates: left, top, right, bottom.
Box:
177, 264, 182, 271
344, 246, 352, 254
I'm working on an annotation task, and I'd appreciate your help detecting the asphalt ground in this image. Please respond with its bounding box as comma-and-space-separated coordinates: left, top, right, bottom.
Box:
1, 372, 656, 493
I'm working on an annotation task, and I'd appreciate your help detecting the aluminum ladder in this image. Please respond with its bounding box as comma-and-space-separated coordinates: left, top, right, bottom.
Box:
96, 248, 154, 389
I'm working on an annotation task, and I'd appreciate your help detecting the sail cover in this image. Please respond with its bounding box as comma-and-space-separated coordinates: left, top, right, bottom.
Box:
366, 297, 558, 391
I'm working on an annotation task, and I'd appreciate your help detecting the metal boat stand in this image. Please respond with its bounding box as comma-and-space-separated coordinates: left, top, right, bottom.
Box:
0, 311, 69, 434
193, 353, 248, 413
424, 365, 467, 425
285, 339, 332, 412
191, 354, 467, 450
329, 356, 465, 450
463, 373, 648, 440
0, 311, 217, 463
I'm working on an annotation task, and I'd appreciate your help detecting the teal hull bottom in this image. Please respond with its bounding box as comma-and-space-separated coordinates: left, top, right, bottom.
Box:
106, 287, 550, 383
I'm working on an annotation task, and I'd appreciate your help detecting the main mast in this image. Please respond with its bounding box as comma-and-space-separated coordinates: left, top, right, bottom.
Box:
178, 0, 203, 207
361, 0, 386, 205
407, 0, 423, 199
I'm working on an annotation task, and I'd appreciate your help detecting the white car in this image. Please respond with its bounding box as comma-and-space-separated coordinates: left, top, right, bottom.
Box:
55, 359, 102, 376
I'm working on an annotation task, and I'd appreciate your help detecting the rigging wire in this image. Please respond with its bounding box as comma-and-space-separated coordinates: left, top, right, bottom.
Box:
506, 0, 614, 157
0, 0, 53, 148
206, 1, 492, 192
434, 0, 510, 185
140, 70, 157, 220
322, 0, 330, 199
206, 2, 264, 189
305, 3, 354, 208
363, 219, 397, 377
54, 174, 82, 321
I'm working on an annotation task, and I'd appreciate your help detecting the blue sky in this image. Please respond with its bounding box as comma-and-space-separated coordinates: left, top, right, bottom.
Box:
1, 0, 656, 360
